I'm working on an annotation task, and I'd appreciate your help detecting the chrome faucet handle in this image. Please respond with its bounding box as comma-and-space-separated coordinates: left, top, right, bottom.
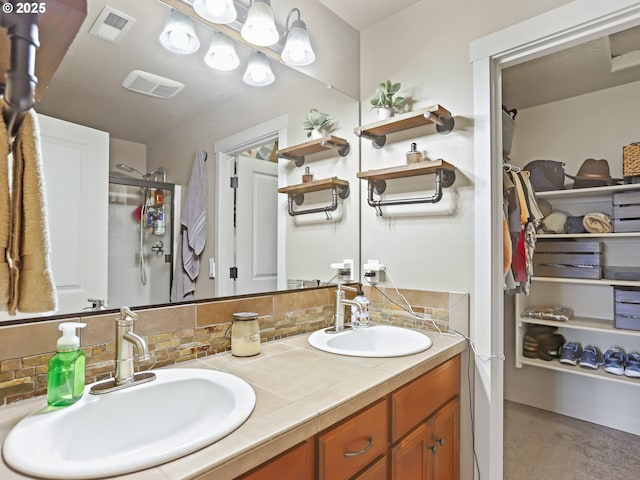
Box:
338, 284, 359, 293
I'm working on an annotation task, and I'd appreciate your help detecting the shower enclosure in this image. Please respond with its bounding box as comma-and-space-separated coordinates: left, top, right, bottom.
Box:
108, 173, 176, 309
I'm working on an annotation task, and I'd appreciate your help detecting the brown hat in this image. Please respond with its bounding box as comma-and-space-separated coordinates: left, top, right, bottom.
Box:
565, 158, 622, 188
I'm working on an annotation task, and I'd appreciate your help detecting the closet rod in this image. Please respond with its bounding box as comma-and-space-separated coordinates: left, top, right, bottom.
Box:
0, 4, 39, 138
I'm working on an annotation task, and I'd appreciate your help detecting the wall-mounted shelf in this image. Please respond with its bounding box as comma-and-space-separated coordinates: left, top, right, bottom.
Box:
277, 135, 350, 166
354, 105, 454, 148
357, 160, 455, 216
278, 177, 350, 218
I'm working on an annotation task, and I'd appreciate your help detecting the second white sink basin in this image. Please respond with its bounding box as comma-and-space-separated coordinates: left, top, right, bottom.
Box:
2, 368, 256, 479
308, 325, 433, 357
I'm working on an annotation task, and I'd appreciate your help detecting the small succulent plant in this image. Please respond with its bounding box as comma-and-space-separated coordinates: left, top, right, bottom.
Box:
370, 80, 405, 110
302, 108, 333, 137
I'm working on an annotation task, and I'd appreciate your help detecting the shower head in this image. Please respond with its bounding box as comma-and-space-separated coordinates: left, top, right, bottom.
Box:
146, 168, 167, 182
116, 163, 146, 177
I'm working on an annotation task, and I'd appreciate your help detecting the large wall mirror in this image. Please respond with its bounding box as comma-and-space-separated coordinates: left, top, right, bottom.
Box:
1, 0, 360, 323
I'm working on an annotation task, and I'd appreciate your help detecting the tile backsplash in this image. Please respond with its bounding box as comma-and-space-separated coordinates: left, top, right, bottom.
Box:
0, 285, 468, 406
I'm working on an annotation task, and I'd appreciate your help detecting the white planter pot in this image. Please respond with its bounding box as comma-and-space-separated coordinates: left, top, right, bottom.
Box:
310, 129, 326, 140
376, 107, 394, 120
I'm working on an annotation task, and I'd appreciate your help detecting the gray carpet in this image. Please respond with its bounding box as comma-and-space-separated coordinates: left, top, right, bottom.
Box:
504, 401, 640, 479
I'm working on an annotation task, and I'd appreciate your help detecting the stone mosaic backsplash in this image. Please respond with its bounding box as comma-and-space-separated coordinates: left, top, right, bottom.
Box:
0, 285, 468, 406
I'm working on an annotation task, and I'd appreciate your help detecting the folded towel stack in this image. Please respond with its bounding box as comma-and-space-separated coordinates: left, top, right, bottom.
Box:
583, 212, 613, 233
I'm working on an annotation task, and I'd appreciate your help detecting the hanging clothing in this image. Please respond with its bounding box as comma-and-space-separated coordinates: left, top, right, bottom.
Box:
171, 148, 207, 302
6, 106, 57, 314
0, 104, 9, 309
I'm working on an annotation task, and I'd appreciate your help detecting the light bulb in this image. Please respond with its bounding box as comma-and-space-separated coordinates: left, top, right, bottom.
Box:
169, 30, 189, 50
206, 0, 226, 17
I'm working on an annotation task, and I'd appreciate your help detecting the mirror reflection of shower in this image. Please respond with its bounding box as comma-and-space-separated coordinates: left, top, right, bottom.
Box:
115, 164, 168, 286
108, 170, 176, 309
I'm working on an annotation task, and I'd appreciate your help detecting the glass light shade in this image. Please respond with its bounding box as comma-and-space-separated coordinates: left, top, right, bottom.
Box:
159, 10, 201, 54
281, 19, 315, 66
204, 32, 240, 71
240, 0, 279, 47
193, 0, 237, 24
243, 52, 275, 86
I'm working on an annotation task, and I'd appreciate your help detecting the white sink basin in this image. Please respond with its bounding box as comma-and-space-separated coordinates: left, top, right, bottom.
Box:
308, 325, 433, 357
2, 368, 256, 479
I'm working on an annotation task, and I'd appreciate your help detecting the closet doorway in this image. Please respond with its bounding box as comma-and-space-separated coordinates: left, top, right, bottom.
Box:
471, 2, 640, 478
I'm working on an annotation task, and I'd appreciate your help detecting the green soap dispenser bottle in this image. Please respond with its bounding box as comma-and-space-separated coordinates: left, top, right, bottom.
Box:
47, 322, 87, 407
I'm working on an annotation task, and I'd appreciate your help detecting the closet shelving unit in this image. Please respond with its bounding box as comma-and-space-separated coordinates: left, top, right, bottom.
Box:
276, 135, 350, 167
515, 183, 640, 386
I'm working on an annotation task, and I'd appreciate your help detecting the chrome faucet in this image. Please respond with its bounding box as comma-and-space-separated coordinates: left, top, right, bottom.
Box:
329, 284, 365, 333
90, 307, 156, 394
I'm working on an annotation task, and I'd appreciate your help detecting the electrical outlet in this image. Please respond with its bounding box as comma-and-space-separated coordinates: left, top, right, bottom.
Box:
363, 260, 385, 285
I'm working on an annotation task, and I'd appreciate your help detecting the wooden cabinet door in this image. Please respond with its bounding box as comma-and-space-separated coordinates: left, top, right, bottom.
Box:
391, 422, 431, 480
431, 398, 460, 480
236, 439, 314, 480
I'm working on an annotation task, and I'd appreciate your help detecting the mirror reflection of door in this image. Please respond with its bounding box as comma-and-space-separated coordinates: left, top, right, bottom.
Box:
229, 143, 278, 296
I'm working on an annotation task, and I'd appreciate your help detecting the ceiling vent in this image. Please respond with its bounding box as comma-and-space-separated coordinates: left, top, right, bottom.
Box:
89, 6, 136, 44
122, 70, 185, 99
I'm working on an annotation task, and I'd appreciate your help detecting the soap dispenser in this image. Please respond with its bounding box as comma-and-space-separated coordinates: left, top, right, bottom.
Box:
47, 322, 87, 407
351, 285, 370, 329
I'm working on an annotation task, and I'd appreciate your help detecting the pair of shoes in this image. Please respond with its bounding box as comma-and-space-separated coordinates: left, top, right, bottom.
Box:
578, 345, 604, 370
604, 347, 626, 375
625, 352, 640, 378
559, 342, 582, 366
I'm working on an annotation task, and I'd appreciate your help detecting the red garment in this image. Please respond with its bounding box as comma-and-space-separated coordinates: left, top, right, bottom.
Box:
512, 228, 528, 283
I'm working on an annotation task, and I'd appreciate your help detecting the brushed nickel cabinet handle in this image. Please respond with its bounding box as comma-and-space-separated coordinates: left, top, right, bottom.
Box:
428, 444, 438, 453
438, 437, 446, 447
344, 435, 374, 457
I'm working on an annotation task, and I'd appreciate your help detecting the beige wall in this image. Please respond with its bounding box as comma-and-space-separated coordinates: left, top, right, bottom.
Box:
109, 137, 147, 175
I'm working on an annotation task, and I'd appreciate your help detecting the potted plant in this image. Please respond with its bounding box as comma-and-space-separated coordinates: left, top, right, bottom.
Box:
303, 108, 334, 139
370, 80, 405, 119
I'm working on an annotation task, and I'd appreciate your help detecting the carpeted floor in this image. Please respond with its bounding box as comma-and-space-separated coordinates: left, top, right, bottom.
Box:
504, 401, 640, 479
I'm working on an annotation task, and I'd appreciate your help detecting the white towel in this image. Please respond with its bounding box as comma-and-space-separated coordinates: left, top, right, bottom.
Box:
181, 148, 207, 280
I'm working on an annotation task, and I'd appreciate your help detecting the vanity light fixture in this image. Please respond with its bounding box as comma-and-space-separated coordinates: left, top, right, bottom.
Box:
281, 8, 315, 66
204, 32, 240, 71
240, 0, 279, 47
159, 9, 201, 54
193, 0, 237, 25
243, 51, 275, 86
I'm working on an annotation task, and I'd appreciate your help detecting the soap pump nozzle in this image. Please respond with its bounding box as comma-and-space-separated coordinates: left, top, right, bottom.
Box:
57, 322, 86, 352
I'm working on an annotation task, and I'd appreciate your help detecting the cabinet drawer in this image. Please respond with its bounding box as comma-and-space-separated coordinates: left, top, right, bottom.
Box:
391, 355, 460, 442
234, 439, 314, 480
318, 398, 389, 480
353, 454, 388, 480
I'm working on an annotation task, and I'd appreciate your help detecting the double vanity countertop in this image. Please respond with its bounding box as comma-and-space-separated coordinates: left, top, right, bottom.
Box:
0, 329, 466, 480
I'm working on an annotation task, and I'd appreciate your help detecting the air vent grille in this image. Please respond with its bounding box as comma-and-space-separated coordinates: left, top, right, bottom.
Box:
122, 70, 185, 99
89, 6, 136, 44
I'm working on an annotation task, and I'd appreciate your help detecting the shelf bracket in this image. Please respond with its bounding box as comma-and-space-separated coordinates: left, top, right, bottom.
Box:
354, 128, 386, 149
320, 137, 351, 157
277, 152, 306, 167
286, 184, 350, 218
365, 168, 455, 216
424, 111, 455, 135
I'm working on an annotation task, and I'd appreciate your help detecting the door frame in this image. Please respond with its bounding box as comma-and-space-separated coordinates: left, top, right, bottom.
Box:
470, 1, 640, 478
213, 115, 288, 297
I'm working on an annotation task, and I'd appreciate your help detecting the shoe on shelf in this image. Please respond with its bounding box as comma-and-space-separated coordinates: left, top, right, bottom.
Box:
603, 347, 626, 376
579, 345, 604, 370
537, 334, 566, 361
625, 352, 640, 378
559, 342, 582, 366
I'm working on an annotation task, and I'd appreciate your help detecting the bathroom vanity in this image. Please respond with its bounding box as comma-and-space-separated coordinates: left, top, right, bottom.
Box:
0, 330, 465, 480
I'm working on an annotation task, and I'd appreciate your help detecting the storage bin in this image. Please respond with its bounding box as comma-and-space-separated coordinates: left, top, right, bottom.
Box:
613, 190, 640, 233
614, 287, 640, 331
623, 143, 640, 178
532, 240, 602, 279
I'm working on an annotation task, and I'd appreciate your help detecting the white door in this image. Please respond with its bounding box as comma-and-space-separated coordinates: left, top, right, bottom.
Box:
2, 114, 109, 318
235, 155, 278, 294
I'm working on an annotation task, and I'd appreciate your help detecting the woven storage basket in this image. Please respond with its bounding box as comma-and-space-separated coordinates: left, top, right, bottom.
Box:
623, 142, 640, 177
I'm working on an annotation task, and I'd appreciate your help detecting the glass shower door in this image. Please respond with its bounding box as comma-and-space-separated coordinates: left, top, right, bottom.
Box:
108, 177, 174, 309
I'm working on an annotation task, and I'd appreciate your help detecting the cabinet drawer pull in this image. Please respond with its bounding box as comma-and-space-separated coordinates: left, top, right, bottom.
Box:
428, 444, 438, 453
344, 435, 374, 457
437, 437, 446, 447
